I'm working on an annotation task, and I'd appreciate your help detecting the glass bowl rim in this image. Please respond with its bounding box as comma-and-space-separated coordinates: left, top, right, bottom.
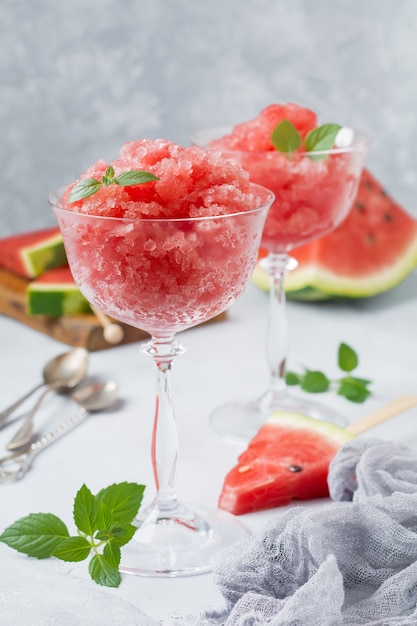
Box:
49, 183, 275, 224
190, 125, 373, 157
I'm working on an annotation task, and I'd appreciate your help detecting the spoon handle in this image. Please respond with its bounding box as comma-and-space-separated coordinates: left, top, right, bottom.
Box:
27, 406, 88, 457
0, 407, 88, 482
6, 383, 60, 450
0, 382, 45, 426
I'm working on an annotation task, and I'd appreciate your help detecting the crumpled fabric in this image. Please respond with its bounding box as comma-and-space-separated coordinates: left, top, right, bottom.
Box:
196, 438, 417, 625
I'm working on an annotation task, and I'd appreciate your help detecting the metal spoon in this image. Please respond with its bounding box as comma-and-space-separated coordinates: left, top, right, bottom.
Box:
0, 380, 118, 482
0, 347, 89, 427
6, 348, 89, 450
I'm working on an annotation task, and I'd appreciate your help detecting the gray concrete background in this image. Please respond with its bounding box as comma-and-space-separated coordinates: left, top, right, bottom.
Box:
1, 0, 416, 236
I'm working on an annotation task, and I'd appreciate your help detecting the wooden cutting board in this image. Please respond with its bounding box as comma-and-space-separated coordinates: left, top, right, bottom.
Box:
0, 268, 226, 351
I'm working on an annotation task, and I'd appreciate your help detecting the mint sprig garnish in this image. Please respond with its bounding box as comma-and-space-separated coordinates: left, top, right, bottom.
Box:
0, 481, 145, 587
271, 120, 302, 154
286, 342, 372, 403
68, 165, 159, 204
304, 123, 342, 156
271, 120, 342, 160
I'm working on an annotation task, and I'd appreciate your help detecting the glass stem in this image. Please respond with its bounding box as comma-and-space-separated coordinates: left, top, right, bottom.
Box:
143, 336, 185, 513
263, 253, 294, 399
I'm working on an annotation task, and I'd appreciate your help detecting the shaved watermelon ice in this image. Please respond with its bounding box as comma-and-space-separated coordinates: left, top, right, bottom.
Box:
52, 139, 272, 335
206, 103, 370, 253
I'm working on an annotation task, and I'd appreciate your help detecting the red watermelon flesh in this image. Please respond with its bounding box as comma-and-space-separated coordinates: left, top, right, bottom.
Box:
219, 412, 353, 515
253, 168, 417, 298
296, 168, 417, 276
0, 227, 67, 278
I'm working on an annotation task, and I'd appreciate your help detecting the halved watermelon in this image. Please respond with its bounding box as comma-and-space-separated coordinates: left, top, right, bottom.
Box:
219, 412, 353, 515
27, 266, 91, 316
252, 169, 417, 299
0, 227, 67, 278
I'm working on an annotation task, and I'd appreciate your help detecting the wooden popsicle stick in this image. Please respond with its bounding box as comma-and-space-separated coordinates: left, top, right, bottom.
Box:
90, 305, 124, 345
345, 395, 417, 436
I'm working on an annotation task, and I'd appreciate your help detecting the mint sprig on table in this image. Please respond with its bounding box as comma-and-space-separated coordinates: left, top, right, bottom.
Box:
0, 481, 145, 587
271, 120, 342, 160
68, 165, 159, 204
286, 342, 372, 403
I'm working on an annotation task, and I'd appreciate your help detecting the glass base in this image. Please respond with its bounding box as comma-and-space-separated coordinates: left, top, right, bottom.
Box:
210, 390, 347, 443
120, 500, 249, 577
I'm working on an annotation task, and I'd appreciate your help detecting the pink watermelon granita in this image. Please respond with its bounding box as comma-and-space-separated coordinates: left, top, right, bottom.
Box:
205, 103, 370, 253
209, 103, 318, 152
52, 140, 272, 335
61, 139, 260, 219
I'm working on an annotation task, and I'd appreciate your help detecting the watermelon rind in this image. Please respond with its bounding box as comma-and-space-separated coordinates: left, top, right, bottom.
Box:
27, 285, 91, 317
266, 411, 354, 446
290, 241, 417, 298
27, 275, 91, 317
251, 236, 417, 300
27, 285, 91, 316
251, 265, 331, 301
21, 232, 67, 278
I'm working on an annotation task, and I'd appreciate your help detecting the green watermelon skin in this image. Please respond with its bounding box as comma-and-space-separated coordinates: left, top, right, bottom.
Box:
252, 169, 417, 299
219, 412, 353, 516
27, 266, 91, 316
0, 227, 67, 278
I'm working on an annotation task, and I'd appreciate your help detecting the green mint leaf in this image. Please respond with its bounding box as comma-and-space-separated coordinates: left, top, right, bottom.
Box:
305, 123, 342, 160
96, 525, 130, 542
108, 524, 137, 548
68, 169, 158, 204
103, 541, 121, 568
271, 120, 302, 154
301, 370, 330, 393
73, 484, 98, 537
1, 482, 146, 588
348, 376, 372, 386
102, 165, 116, 187
95, 482, 145, 526
68, 179, 102, 203
95, 530, 112, 542
286, 371, 301, 386
114, 170, 159, 186
53, 536, 91, 562
285, 343, 371, 403
338, 377, 371, 403
95, 501, 114, 531
338, 342, 359, 372
89, 553, 121, 587
0, 513, 69, 558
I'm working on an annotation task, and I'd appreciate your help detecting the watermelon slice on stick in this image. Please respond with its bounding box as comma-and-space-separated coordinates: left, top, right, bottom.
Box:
219, 396, 417, 515
0, 227, 67, 279
252, 169, 417, 299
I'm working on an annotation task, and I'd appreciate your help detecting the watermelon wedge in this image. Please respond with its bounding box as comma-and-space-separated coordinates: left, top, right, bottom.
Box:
27, 266, 91, 316
0, 227, 67, 279
219, 412, 353, 515
252, 169, 417, 299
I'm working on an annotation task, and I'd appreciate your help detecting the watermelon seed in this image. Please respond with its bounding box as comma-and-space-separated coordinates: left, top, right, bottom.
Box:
238, 465, 252, 473
288, 465, 303, 472
383, 212, 393, 222
355, 201, 366, 212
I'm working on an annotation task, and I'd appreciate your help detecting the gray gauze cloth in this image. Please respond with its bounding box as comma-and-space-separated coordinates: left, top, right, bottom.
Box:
196, 438, 417, 625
